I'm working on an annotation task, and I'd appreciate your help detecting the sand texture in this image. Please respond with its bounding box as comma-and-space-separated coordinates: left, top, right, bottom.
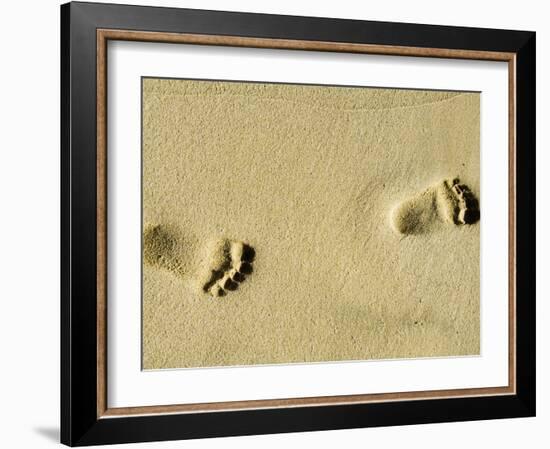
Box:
142, 78, 480, 369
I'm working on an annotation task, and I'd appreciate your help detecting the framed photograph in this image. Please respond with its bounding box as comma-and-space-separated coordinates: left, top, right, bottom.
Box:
60, 1, 536, 446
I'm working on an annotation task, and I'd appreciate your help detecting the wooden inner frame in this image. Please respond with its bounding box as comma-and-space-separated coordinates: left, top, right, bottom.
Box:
96, 28, 517, 419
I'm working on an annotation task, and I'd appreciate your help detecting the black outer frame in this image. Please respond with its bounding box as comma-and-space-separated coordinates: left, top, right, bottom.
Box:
60, 1, 536, 446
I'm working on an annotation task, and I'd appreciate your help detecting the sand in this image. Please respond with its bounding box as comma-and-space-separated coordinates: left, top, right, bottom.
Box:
141, 78, 480, 370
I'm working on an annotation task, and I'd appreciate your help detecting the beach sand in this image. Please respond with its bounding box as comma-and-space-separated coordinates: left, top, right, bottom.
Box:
141, 78, 480, 369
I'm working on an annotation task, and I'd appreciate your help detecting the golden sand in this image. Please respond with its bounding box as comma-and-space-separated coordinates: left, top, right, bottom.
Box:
141, 78, 480, 369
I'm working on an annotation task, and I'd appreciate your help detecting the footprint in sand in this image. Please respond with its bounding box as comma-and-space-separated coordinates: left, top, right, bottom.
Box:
143, 224, 187, 277
143, 224, 254, 297
390, 178, 479, 235
198, 239, 255, 297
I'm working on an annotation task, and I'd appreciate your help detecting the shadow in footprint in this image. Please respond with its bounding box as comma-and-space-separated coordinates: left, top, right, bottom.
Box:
239, 262, 253, 275
242, 245, 255, 262
224, 279, 239, 291
457, 184, 480, 224
232, 271, 246, 283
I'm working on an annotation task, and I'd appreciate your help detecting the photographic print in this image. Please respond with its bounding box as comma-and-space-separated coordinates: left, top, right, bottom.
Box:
141, 78, 480, 369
